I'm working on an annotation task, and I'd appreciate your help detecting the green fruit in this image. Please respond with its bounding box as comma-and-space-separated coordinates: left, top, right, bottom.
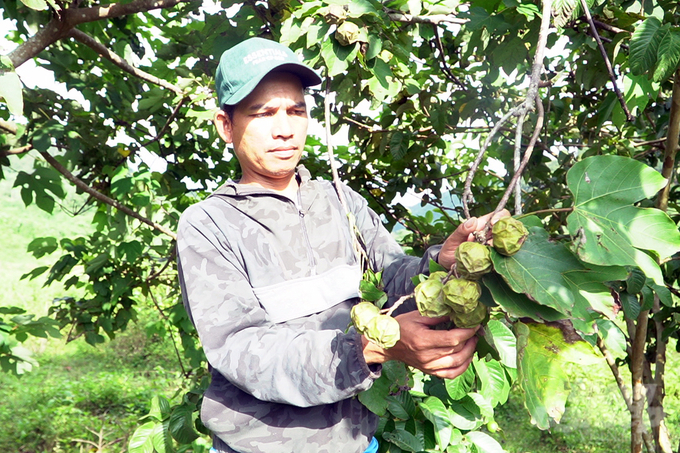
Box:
414, 277, 451, 318
351, 301, 380, 334
450, 300, 487, 328
455, 241, 493, 279
492, 217, 529, 256
365, 314, 401, 349
443, 278, 481, 314
486, 421, 501, 433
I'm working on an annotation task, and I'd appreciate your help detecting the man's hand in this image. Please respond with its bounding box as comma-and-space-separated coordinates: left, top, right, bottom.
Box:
362, 311, 479, 380
438, 209, 511, 271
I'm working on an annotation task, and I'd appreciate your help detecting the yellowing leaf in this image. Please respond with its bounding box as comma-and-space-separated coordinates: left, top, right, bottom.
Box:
516, 321, 600, 429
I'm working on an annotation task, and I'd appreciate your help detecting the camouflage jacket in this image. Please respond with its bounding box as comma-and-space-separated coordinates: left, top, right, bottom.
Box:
177, 166, 439, 453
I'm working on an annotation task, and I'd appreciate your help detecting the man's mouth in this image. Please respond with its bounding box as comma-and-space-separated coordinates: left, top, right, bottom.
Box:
270, 147, 297, 158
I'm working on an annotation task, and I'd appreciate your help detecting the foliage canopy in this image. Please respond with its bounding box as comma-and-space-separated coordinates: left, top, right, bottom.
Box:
2, 0, 680, 451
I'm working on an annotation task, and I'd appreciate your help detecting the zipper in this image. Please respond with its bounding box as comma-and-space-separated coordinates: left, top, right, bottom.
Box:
297, 188, 317, 275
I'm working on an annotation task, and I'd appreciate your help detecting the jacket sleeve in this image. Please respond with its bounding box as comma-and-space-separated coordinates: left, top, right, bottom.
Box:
177, 204, 380, 408
342, 186, 441, 314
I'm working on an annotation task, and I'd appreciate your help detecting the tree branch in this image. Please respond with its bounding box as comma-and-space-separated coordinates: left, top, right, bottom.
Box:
0, 119, 18, 134
1, 144, 33, 157
39, 150, 177, 240
633, 137, 666, 148
630, 310, 649, 453
386, 11, 468, 25
646, 296, 674, 453
69, 29, 184, 95
140, 97, 188, 147
431, 25, 466, 91
592, 19, 628, 35
656, 69, 680, 212
579, 0, 632, 122
462, 0, 551, 221
8, 0, 196, 68
596, 333, 633, 412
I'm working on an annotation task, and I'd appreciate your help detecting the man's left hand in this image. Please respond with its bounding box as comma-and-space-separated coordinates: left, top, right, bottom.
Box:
438, 209, 511, 270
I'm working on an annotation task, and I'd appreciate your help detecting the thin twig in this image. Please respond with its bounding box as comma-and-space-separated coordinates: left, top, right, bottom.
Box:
40, 150, 177, 240
341, 116, 384, 132
141, 97, 188, 147
147, 286, 187, 376
578, 0, 632, 121
592, 19, 629, 35
491, 96, 545, 222
1, 144, 33, 157
596, 334, 633, 412
461, 108, 515, 218
518, 207, 573, 217
463, 0, 551, 222
432, 25, 466, 91
146, 244, 176, 282
324, 79, 368, 270
633, 137, 666, 148
384, 294, 413, 317
512, 110, 526, 214
386, 11, 468, 25
69, 29, 184, 95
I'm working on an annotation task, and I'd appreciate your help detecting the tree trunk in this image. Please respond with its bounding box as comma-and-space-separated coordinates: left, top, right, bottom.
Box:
631, 311, 648, 453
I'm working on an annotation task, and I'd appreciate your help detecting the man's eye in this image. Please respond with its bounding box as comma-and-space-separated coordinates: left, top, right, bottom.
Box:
253, 111, 273, 118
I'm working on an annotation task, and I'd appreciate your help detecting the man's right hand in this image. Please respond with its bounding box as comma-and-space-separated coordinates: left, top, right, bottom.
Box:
361, 310, 479, 380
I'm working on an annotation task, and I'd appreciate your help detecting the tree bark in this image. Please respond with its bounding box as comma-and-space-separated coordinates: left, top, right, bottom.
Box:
8, 0, 195, 69
656, 70, 680, 212
631, 311, 648, 453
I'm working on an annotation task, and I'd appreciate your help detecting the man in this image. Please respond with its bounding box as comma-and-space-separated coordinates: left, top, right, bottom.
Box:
177, 37, 505, 453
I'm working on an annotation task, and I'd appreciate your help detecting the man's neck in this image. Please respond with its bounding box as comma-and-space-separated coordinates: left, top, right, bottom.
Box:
237, 175, 299, 199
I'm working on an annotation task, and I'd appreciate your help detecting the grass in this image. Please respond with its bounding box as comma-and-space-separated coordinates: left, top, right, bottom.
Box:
0, 323, 184, 452
1, 154, 94, 315
0, 155, 190, 452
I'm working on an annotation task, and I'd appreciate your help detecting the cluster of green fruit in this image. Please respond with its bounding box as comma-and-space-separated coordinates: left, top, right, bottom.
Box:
351, 217, 529, 349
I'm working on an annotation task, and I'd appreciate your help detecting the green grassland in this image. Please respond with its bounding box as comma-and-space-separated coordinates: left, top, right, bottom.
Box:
1, 154, 678, 452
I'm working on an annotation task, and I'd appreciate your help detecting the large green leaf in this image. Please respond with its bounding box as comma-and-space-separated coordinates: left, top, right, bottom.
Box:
0, 71, 23, 116
566, 155, 680, 284
419, 396, 454, 450
382, 428, 423, 452
466, 431, 505, 453
516, 321, 600, 430
168, 405, 199, 444
128, 421, 157, 453
551, 0, 579, 29
473, 357, 511, 406
483, 273, 565, 322
482, 319, 517, 369
492, 227, 625, 318
653, 29, 680, 82
629, 17, 663, 76
445, 365, 475, 401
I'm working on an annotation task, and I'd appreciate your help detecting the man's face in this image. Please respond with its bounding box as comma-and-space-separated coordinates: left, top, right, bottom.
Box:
216, 72, 309, 190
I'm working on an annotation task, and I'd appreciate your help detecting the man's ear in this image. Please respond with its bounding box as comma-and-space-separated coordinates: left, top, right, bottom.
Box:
214, 109, 233, 144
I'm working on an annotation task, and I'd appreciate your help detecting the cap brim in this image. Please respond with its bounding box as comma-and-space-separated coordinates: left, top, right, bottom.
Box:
223, 62, 322, 107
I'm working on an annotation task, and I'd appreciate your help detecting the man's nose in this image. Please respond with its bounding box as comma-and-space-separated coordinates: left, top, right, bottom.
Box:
272, 111, 294, 138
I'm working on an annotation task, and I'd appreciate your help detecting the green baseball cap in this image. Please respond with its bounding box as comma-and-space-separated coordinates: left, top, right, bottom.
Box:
215, 37, 322, 107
